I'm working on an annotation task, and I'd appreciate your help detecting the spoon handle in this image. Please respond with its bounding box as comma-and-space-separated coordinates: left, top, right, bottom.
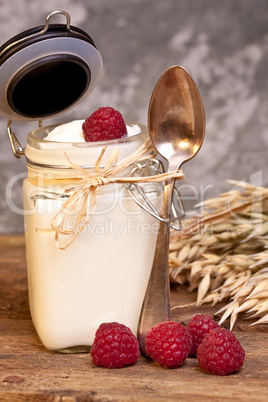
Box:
137, 177, 174, 357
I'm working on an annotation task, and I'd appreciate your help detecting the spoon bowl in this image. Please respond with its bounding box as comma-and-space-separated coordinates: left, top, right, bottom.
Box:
148, 65, 205, 170
137, 66, 205, 357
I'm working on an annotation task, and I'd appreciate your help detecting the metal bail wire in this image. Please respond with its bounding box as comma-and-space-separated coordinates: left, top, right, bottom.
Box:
7, 120, 44, 159
43, 10, 71, 33
7, 120, 24, 159
125, 158, 185, 231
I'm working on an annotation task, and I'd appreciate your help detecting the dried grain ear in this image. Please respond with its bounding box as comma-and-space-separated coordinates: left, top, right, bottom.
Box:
250, 312, 268, 326
169, 181, 268, 328
197, 272, 210, 305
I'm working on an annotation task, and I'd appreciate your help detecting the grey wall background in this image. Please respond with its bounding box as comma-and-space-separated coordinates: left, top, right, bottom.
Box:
0, 0, 268, 233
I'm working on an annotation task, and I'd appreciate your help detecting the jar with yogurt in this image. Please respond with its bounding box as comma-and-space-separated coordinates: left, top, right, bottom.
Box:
22, 120, 161, 352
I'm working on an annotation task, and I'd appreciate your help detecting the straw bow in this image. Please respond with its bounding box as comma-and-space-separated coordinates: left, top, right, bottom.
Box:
50, 138, 185, 249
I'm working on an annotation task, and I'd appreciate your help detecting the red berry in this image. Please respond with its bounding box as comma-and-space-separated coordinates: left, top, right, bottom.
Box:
186, 314, 220, 357
82, 107, 127, 142
145, 321, 192, 369
197, 327, 245, 376
90, 322, 140, 368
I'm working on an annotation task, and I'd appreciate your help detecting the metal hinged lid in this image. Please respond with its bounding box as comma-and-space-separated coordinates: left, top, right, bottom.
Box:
0, 10, 103, 157
0, 10, 103, 121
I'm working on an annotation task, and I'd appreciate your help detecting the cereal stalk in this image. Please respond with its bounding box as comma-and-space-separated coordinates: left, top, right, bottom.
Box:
169, 180, 268, 328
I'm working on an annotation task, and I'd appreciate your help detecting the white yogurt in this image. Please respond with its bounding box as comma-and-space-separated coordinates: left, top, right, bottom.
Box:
23, 121, 160, 351
26, 121, 144, 167
44, 120, 142, 142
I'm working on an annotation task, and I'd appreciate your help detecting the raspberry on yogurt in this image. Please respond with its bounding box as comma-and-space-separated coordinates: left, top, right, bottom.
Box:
82, 107, 127, 142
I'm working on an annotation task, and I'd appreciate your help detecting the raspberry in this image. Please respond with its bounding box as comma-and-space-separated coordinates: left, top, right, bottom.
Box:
186, 314, 220, 357
145, 321, 192, 369
90, 322, 140, 368
197, 328, 245, 376
82, 107, 127, 142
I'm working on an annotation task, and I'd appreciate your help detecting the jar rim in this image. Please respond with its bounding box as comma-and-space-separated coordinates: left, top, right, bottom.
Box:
25, 120, 150, 168
27, 120, 148, 146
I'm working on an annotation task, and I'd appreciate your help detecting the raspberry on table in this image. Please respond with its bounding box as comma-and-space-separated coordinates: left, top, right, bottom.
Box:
186, 314, 220, 357
90, 322, 140, 368
82, 107, 127, 142
145, 321, 192, 369
197, 327, 245, 376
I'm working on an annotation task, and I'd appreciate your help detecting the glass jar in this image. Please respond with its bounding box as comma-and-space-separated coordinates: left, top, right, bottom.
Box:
23, 122, 161, 352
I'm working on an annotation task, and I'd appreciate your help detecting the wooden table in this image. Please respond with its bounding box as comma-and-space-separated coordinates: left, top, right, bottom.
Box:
0, 235, 267, 401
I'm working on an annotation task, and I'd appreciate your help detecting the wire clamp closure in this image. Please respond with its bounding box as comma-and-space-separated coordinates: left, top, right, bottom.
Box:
7, 120, 24, 159
126, 158, 185, 231
7, 120, 44, 159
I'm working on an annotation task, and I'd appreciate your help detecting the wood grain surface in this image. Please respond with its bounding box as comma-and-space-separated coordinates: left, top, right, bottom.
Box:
0, 235, 267, 401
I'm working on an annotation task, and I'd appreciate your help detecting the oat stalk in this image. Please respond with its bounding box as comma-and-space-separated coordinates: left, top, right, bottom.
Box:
169, 180, 268, 328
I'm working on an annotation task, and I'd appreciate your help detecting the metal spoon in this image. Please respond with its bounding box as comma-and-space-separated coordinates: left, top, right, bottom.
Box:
137, 65, 205, 357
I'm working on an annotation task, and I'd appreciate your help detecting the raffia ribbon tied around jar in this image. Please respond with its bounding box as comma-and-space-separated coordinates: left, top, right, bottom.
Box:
27, 138, 185, 249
